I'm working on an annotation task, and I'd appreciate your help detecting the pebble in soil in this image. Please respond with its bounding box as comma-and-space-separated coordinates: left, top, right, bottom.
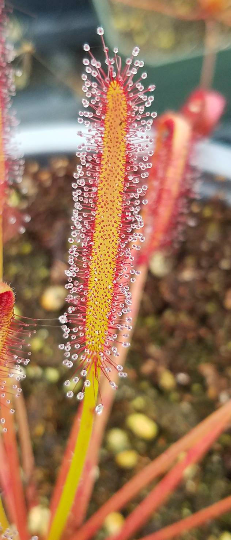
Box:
3, 158, 231, 539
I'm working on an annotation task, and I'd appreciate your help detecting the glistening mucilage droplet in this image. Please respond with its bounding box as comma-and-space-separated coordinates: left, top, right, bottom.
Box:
60, 28, 156, 411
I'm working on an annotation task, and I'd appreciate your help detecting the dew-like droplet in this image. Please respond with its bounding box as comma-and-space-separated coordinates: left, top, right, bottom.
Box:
95, 403, 104, 415
110, 381, 118, 390
132, 46, 140, 56
59, 315, 67, 324
97, 27, 104, 36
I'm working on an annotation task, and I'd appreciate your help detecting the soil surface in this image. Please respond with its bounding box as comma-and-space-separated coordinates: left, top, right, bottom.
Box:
4, 157, 231, 540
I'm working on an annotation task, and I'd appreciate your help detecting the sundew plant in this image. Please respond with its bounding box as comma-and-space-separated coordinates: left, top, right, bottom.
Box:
0, 1, 31, 430
1, 9, 231, 540
62, 29, 155, 399
48, 27, 155, 540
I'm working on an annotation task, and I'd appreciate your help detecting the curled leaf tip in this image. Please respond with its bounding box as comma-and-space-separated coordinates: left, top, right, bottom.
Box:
139, 111, 193, 265
181, 88, 226, 137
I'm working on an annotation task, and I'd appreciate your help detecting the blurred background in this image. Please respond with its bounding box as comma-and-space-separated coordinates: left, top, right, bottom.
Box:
9, 0, 231, 143
7, 0, 231, 186
4, 1, 231, 539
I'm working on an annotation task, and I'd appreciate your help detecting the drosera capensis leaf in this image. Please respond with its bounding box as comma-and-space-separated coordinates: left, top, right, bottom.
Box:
0, 0, 26, 273
0, 283, 40, 430
138, 112, 193, 265
47, 27, 156, 540
59, 27, 156, 409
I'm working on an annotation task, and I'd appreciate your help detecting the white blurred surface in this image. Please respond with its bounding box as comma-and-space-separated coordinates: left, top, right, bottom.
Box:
16, 123, 231, 180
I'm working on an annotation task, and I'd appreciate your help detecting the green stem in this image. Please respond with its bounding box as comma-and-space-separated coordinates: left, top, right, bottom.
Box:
65, 265, 148, 534
0, 497, 9, 533
47, 366, 98, 540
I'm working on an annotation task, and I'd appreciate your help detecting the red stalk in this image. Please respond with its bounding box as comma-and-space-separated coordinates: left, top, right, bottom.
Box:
105, 408, 231, 540
15, 390, 38, 510
3, 391, 29, 540
72, 399, 231, 540
136, 495, 231, 540
0, 435, 17, 524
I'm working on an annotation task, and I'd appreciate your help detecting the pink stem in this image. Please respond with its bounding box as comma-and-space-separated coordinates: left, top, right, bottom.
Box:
136, 495, 231, 540
106, 407, 231, 540
15, 391, 38, 510
3, 398, 29, 540
0, 435, 17, 524
73, 399, 231, 540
